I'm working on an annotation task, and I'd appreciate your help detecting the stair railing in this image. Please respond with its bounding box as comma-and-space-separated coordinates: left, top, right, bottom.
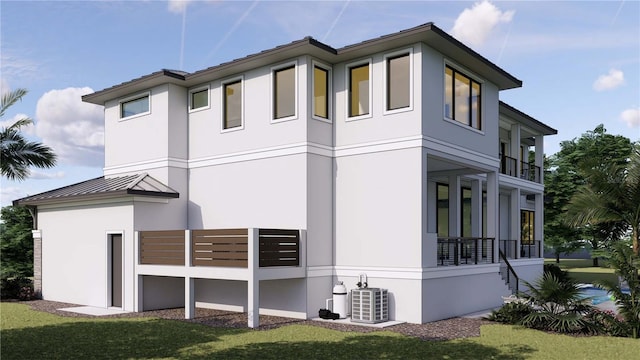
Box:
498, 249, 519, 294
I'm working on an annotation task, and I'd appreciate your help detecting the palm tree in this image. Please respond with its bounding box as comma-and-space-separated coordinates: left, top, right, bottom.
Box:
0, 89, 57, 180
565, 145, 640, 255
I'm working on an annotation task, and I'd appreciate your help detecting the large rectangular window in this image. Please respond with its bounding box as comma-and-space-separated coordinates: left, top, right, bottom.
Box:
386, 53, 410, 111
313, 65, 329, 119
437, 183, 449, 237
120, 94, 149, 119
223, 79, 242, 130
444, 65, 481, 130
273, 65, 296, 120
348, 62, 370, 118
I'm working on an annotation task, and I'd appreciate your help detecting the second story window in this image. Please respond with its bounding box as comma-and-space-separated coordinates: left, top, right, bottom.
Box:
444, 65, 482, 130
223, 78, 242, 130
120, 93, 150, 119
272, 64, 296, 121
189, 86, 209, 111
347, 60, 371, 119
313, 64, 330, 120
385, 51, 411, 112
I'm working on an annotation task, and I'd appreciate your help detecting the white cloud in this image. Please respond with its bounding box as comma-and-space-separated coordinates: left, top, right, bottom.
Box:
168, 0, 192, 14
0, 186, 27, 207
451, 0, 515, 47
620, 107, 640, 128
0, 113, 33, 133
29, 170, 66, 180
593, 69, 624, 91
34, 87, 104, 167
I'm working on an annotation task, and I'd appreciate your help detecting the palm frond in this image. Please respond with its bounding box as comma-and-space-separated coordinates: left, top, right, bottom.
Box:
0, 89, 28, 118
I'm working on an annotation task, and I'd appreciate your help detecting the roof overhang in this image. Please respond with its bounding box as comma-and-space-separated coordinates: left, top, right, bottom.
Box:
82, 23, 522, 106
499, 101, 558, 136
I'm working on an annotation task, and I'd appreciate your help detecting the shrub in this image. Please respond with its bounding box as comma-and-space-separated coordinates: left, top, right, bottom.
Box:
1, 276, 39, 300
486, 301, 533, 324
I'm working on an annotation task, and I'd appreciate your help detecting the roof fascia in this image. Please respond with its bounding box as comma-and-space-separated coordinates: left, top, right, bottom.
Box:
336, 23, 521, 91
82, 70, 187, 105
499, 101, 558, 135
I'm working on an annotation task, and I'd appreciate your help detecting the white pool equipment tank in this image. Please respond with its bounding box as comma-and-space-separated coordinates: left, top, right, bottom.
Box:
332, 282, 348, 319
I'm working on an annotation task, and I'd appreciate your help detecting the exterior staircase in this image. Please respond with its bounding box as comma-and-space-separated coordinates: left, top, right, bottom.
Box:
498, 250, 520, 294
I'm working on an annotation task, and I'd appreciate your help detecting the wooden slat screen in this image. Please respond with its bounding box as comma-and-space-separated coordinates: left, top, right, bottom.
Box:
192, 229, 248, 268
259, 229, 300, 267
139, 230, 185, 265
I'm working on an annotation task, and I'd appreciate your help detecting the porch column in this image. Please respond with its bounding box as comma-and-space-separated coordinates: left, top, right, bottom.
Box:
510, 123, 521, 177
535, 136, 544, 185
32, 230, 42, 295
535, 193, 544, 257
486, 171, 499, 262
248, 228, 260, 328
510, 188, 521, 258
471, 179, 483, 262
448, 175, 461, 237
185, 230, 195, 319
134, 231, 142, 312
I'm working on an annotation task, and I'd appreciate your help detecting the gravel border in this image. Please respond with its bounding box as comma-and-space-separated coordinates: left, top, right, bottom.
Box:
20, 300, 490, 341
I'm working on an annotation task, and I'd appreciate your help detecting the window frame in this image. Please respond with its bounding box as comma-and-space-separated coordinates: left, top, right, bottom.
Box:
119, 92, 150, 121
270, 61, 298, 124
189, 85, 210, 113
383, 48, 413, 115
220, 76, 244, 133
345, 58, 372, 122
443, 62, 483, 132
312, 60, 332, 123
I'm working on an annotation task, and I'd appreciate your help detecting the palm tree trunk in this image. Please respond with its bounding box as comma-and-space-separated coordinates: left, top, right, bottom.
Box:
633, 226, 639, 257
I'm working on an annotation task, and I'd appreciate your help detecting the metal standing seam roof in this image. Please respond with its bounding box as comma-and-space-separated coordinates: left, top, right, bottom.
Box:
13, 173, 179, 206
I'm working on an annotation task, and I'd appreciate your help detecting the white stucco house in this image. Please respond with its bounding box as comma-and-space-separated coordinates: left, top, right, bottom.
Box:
16, 22, 556, 327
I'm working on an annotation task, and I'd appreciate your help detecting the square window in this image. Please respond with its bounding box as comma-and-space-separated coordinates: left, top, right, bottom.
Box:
190, 88, 208, 110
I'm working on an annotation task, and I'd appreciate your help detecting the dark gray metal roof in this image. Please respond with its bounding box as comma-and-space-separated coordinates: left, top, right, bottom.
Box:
14, 173, 179, 206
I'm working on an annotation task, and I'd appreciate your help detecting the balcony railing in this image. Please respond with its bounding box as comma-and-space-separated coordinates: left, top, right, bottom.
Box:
500, 156, 517, 177
437, 237, 495, 266
139, 228, 301, 268
499, 239, 518, 259
520, 161, 541, 183
520, 240, 541, 258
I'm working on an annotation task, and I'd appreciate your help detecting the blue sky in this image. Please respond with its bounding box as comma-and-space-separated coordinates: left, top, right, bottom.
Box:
1, 0, 639, 207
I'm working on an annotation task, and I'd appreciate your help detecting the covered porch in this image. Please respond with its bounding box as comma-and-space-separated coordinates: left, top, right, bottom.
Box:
134, 228, 306, 328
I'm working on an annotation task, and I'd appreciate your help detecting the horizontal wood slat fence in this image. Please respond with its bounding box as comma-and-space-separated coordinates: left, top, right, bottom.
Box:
259, 229, 300, 267
138, 228, 301, 268
139, 230, 185, 265
192, 229, 248, 268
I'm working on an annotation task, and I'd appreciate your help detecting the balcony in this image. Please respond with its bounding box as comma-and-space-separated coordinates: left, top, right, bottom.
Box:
499, 239, 542, 259
500, 156, 541, 183
437, 237, 495, 266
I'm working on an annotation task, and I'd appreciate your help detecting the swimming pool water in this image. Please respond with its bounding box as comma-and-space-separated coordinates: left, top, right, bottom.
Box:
578, 285, 631, 305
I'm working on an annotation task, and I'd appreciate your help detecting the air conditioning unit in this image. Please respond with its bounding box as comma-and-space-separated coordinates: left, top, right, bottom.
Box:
351, 288, 389, 324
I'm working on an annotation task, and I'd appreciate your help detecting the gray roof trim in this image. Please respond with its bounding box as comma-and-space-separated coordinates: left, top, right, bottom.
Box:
13, 174, 179, 206
82, 69, 187, 105
499, 101, 558, 135
82, 22, 522, 104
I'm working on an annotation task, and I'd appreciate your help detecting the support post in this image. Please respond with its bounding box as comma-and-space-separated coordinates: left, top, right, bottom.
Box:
486, 171, 499, 263
248, 228, 260, 328
32, 230, 42, 295
185, 277, 195, 319
510, 188, 521, 258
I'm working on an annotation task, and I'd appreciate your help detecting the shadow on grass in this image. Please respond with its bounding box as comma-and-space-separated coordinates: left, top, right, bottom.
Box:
198, 334, 536, 360
0, 318, 243, 359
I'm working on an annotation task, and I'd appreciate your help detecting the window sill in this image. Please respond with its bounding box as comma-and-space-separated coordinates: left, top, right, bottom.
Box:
443, 117, 484, 135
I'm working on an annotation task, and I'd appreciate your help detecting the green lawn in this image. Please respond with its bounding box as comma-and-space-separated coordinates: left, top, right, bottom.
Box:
544, 258, 618, 285
2, 303, 639, 359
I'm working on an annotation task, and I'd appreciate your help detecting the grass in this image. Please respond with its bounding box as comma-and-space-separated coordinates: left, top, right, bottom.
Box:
544, 258, 618, 285
2, 303, 640, 359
